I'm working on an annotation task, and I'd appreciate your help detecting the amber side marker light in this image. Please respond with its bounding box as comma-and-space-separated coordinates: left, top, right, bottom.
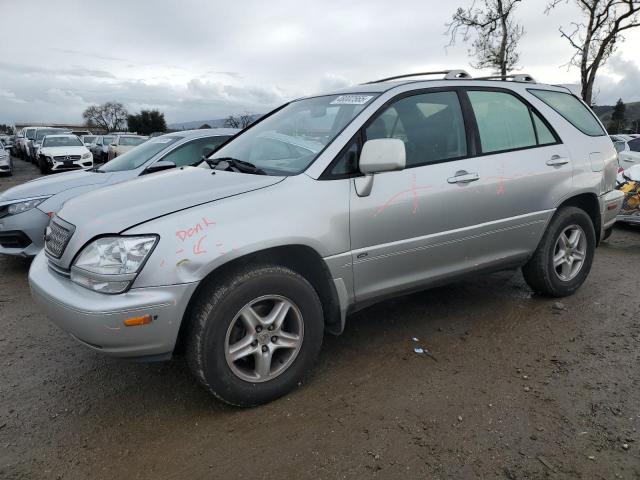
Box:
123, 315, 152, 327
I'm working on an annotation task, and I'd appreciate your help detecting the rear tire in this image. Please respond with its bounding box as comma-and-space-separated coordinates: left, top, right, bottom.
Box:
522, 207, 595, 297
185, 265, 324, 407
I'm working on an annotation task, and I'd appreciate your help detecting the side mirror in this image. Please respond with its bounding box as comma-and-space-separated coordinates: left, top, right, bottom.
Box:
359, 138, 406, 174
144, 160, 176, 174
355, 138, 406, 197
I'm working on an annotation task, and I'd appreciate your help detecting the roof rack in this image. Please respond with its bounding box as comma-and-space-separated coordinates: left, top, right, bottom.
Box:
365, 69, 472, 84
473, 73, 536, 83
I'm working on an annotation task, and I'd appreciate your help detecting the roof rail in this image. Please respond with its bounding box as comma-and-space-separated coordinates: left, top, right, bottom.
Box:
474, 73, 536, 83
364, 69, 472, 84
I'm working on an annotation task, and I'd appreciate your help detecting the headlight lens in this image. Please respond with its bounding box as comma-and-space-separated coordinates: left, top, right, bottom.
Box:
71, 236, 158, 293
7, 196, 50, 215
81, 152, 91, 159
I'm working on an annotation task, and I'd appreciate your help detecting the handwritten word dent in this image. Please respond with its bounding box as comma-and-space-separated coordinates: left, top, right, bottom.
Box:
176, 217, 215, 242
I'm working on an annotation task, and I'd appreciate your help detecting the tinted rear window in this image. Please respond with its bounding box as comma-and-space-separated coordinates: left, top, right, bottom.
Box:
628, 138, 640, 152
528, 89, 605, 136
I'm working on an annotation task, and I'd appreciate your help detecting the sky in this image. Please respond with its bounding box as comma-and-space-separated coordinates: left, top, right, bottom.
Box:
1, 0, 640, 126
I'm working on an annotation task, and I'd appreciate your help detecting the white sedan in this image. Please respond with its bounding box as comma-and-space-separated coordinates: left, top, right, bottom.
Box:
37, 134, 94, 174
617, 137, 640, 169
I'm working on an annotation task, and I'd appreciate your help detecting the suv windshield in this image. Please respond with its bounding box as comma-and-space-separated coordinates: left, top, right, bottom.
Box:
119, 136, 146, 146
209, 93, 378, 175
99, 136, 182, 172
25, 129, 36, 140
43, 136, 83, 147
102, 135, 115, 145
83, 136, 96, 143
36, 129, 67, 142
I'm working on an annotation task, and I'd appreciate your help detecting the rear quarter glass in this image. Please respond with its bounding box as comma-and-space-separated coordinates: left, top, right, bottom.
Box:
528, 89, 605, 137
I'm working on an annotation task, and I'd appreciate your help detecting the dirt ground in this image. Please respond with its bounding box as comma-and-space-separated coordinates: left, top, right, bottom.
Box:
1, 157, 639, 479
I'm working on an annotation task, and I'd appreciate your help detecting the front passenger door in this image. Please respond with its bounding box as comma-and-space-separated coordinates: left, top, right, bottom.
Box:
349, 89, 494, 303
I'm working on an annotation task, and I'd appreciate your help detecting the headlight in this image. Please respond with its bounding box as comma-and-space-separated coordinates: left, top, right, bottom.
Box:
6, 196, 51, 215
81, 152, 91, 159
70, 235, 158, 294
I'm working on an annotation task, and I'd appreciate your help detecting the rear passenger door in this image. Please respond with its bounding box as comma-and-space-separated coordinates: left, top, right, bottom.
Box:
464, 88, 572, 233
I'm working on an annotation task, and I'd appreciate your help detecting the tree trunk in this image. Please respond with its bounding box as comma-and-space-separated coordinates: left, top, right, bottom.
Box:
498, 0, 508, 76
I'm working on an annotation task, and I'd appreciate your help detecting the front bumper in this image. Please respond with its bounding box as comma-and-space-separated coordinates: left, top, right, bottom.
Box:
0, 207, 50, 256
29, 252, 198, 359
599, 189, 624, 233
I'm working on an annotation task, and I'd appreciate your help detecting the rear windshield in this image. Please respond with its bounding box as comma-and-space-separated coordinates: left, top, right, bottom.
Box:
119, 136, 146, 146
528, 89, 605, 136
628, 138, 640, 152
99, 136, 181, 172
43, 136, 83, 147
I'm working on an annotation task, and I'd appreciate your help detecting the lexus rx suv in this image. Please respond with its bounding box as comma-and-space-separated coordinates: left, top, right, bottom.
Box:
29, 70, 623, 406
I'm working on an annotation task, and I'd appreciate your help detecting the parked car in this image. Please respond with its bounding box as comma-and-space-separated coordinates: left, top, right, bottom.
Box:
36, 134, 94, 174
81, 135, 97, 147
89, 134, 116, 163
0, 141, 12, 176
29, 127, 69, 163
107, 134, 148, 160
617, 137, 640, 169
615, 164, 640, 227
0, 129, 237, 257
0, 135, 15, 152
28, 71, 622, 406
17, 127, 37, 159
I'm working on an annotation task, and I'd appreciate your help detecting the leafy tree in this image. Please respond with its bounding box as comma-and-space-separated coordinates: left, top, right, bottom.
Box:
127, 110, 167, 135
608, 98, 626, 133
82, 102, 128, 132
547, 0, 640, 105
0, 124, 14, 135
447, 0, 524, 76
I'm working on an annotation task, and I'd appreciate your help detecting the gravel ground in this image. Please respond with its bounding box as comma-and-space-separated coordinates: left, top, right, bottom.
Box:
1, 156, 639, 479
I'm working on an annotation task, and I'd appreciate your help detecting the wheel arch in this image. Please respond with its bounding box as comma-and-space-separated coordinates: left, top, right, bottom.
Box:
174, 244, 343, 354
556, 192, 601, 244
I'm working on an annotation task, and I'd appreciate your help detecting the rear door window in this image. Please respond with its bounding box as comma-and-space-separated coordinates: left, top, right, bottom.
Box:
528, 89, 605, 136
468, 90, 537, 153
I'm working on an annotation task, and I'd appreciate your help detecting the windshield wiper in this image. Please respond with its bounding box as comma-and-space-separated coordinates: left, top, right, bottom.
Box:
207, 157, 267, 175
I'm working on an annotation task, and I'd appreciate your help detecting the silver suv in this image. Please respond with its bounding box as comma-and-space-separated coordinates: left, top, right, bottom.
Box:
29, 70, 623, 406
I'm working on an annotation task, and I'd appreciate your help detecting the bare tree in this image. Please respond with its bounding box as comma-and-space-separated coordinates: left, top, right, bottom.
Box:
224, 112, 255, 129
82, 102, 128, 132
547, 0, 640, 105
447, 0, 524, 76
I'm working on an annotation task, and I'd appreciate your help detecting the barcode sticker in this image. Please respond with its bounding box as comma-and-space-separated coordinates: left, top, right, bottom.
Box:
330, 95, 373, 105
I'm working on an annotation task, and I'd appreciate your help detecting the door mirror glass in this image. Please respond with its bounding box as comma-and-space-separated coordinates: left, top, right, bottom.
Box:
145, 160, 176, 174
359, 138, 406, 174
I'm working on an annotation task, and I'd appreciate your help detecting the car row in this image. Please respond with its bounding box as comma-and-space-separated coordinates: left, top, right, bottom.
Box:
7, 71, 622, 406
0, 128, 237, 256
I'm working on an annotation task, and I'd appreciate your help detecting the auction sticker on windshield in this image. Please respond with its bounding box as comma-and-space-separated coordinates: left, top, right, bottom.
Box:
330, 95, 374, 105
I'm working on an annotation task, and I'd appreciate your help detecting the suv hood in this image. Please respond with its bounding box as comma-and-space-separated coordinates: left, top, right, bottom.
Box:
58, 166, 284, 234
0, 170, 112, 202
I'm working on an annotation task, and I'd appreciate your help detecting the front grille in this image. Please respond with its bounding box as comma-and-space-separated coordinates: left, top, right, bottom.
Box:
0, 230, 31, 249
45, 217, 75, 258
53, 155, 81, 161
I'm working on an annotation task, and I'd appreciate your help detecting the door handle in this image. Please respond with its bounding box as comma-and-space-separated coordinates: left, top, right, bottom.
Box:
447, 170, 479, 184
546, 155, 570, 166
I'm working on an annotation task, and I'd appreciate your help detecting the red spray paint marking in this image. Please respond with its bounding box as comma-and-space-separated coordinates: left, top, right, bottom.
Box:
375, 173, 432, 216
176, 217, 216, 242
193, 235, 207, 255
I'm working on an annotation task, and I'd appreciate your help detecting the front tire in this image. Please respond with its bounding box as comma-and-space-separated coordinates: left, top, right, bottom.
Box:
522, 207, 595, 297
185, 265, 324, 407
